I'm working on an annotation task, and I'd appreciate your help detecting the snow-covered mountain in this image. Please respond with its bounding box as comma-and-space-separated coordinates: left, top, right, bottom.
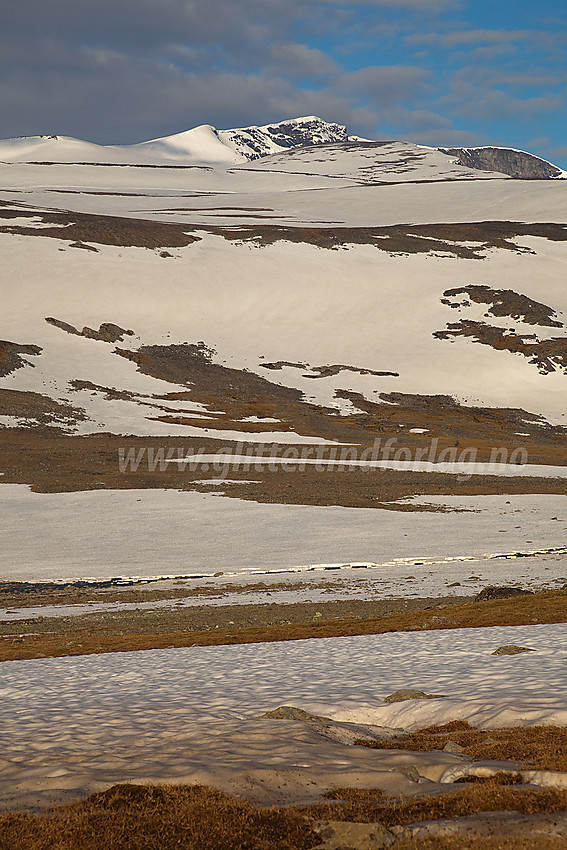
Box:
0, 116, 351, 166
1, 116, 562, 177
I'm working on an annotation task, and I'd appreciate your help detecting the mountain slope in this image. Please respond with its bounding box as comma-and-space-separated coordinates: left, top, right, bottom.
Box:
0, 119, 565, 521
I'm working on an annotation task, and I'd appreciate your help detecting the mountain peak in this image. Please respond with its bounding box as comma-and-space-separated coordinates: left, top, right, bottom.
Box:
220, 116, 349, 161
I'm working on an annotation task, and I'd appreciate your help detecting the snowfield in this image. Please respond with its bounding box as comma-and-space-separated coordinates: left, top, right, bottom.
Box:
0, 624, 566, 809
1, 231, 567, 427
0, 485, 565, 583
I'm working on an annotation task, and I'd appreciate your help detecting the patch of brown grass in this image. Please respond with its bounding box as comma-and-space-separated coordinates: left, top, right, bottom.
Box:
298, 780, 567, 826
355, 722, 567, 771
2, 782, 567, 850
0, 784, 319, 850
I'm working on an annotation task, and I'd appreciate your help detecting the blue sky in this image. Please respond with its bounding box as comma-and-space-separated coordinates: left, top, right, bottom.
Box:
1, 0, 566, 165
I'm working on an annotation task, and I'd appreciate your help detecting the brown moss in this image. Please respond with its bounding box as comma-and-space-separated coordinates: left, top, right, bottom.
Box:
356, 723, 567, 771
301, 780, 567, 825
2, 781, 567, 850
0, 784, 319, 850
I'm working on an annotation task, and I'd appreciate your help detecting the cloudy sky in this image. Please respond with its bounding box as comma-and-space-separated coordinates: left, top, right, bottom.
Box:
1, 0, 566, 165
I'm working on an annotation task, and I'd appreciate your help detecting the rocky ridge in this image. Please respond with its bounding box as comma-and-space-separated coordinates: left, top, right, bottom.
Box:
440, 146, 562, 179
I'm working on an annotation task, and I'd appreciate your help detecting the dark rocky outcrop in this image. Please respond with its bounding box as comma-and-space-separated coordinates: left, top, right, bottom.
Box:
475, 586, 533, 602
225, 117, 348, 160
383, 689, 446, 703
45, 317, 134, 343
491, 645, 536, 656
440, 146, 562, 179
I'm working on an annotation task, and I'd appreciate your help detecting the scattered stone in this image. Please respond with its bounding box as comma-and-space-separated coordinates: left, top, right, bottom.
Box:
260, 705, 330, 721
443, 740, 467, 754
388, 825, 413, 839
491, 645, 536, 656
383, 689, 446, 703
68, 240, 99, 252
475, 585, 533, 602
399, 764, 422, 782
313, 611, 323, 620
312, 820, 396, 849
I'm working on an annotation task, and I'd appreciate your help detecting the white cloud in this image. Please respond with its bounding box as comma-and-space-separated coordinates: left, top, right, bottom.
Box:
336, 65, 431, 105
266, 43, 338, 79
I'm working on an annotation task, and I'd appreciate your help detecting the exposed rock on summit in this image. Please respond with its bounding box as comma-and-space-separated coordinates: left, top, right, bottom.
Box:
223, 116, 349, 161
440, 146, 562, 179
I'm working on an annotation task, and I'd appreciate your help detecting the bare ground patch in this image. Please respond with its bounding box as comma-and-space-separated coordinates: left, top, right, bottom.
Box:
261, 361, 399, 378
0, 390, 88, 429
0, 427, 566, 500
1, 588, 565, 662
441, 285, 564, 327
0, 341, 42, 378
113, 340, 567, 449
0, 207, 200, 249
1, 779, 567, 849
205, 220, 567, 258
0, 784, 319, 850
1, 204, 566, 257
433, 320, 567, 374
